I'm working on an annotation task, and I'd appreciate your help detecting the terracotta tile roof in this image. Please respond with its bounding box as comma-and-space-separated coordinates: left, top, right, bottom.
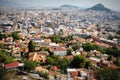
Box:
51, 66, 59, 71
5, 62, 19, 69
21, 48, 29, 53
51, 47, 66, 51
71, 72, 78, 77
6, 37, 13, 42
94, 41, 111, 48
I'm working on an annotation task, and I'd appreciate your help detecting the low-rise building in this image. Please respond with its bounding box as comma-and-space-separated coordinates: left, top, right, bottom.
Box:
51, 47, 67, 56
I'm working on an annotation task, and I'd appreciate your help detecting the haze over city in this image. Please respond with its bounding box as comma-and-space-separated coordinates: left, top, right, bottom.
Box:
0, 0, 120, 11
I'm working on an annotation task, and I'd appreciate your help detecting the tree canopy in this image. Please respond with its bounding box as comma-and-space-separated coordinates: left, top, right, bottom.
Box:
82, 42, 106, 54
67, 48, 73, 55
0, 67, 9, 80
96, 68, 120, 80
0, 50, 13, 64
49, 35, 73, 43
70, 55, 86, 68
28, 40, 35, 52
106, 47, 120, 58
24, 60, 38, 72
82, 43, 99, 51
46, 55, 69, 70
12, 31, 20, 41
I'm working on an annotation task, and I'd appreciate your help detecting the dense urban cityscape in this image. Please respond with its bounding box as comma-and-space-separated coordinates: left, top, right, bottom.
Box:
0, 0, 120, 80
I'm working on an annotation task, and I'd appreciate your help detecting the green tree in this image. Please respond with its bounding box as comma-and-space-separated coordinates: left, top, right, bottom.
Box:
96, 68, 120, 80
58, 29, 63, 35
0, 67, 9, 80
67, 48, 73, 55
85, 60, 92, 69
46, 55, 69, 71
58, 58, 69, 70
0, 43, 4, 49
82, 43, 106, 53
0, 50, 13, 64
106, 47, 120, 58
12, 31, 20, 41
28, 40, 35, 52
70, 55, 86, 68
49, 35, 61, 43
114, 59, 120, 67
46, 57, 54, 65
67, 35, 73, 41
98, 48, 106, 54
82, 43, 95, 51
24, 60, 38, 72
40, 46, 50, 52
0, 33, 11, 40
72, 43, 80, 51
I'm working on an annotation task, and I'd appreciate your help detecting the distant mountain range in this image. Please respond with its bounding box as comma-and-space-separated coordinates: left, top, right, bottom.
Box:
60, 4, 78, 8
59, 3, 112, 12
0, 2, 113, 12
87, 3, 111, 12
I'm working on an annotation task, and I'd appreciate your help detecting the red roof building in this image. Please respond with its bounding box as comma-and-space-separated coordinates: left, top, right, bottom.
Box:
5, 62, 19, 69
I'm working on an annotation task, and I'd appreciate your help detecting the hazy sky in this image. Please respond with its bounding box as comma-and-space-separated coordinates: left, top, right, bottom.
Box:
0, 0, 120, 11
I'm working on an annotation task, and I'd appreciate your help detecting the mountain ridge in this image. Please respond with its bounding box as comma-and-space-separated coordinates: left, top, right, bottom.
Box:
87, 3, 111, 12
60, 4, 78, 8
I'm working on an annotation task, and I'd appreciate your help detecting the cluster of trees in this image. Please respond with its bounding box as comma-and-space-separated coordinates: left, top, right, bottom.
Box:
46, 55, 69, 71
106, 47, 120, 67
12, 31, 20, 41
0, 50, 13, 64
72, 43, 81, 51
96, 68, 120, 80
28, 40, 36, 52
0, 31, 20, 41
39, 46, 50, 52
49, 35, 61, 43
49, 35, 73, 43
67, 48, 73, 55
82, 43, 106, 54
45, 55, 92, 72
0, 67, 9, 80
58, 29, 63, 35
106, 47, 120, 58
70, 55, 92, 69
0, 33, 11, 40
24, 60, 38, 72
66, 42, 80, 51
82, 43, 100, 52
83, 43, 120, 57
0, 43, 5, 49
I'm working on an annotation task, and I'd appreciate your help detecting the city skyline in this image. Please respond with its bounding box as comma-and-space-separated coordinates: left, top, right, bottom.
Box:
0, 0, 120, 11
